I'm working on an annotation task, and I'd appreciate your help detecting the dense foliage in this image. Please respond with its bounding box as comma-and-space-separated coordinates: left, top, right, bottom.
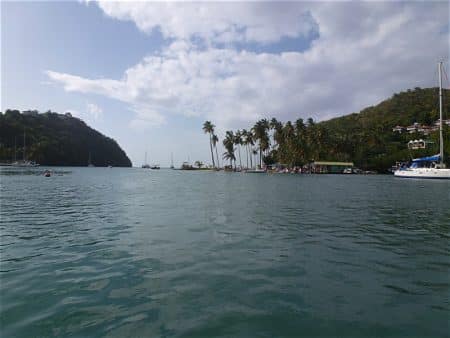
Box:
0, 110, 132, 167
218, 87, 450, 172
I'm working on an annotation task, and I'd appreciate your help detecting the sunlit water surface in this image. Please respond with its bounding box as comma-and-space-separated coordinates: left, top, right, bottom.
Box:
1, 168, 449, 337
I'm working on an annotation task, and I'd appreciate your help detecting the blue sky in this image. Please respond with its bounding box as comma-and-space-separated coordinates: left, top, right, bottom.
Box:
2, 1, 449, 166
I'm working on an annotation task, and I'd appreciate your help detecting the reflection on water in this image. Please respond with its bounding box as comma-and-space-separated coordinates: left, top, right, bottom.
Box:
1, 168, 449, 337
0, 167, 71, 176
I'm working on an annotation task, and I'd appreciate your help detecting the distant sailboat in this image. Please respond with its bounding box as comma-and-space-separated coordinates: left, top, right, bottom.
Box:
170, 152, 174, 169
12, 131, 39, 167
394, 61, 450, 179
246, 167, 266, 173
88, 152, 95, 167
142, 151, 150, 168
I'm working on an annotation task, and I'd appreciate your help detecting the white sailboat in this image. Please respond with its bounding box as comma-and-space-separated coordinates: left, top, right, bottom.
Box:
12, 131, 40, 167
394, 61, 450, 179
142, 151, 150, 168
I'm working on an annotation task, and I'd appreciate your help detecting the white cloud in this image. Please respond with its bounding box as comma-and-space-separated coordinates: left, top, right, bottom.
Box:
48, 2, 449, 130
94, 1, 317, 44
64, 103, 103, 125
86, 102, 103, 120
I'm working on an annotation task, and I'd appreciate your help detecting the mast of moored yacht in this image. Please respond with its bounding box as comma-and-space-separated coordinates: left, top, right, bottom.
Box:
438, 61, 444, 167
23, 130, 26, 161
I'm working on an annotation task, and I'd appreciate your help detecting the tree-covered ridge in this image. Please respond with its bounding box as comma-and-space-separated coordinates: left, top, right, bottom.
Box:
216, 87, 450, 172
0, 110, 132, 167
317, 87, 450, 170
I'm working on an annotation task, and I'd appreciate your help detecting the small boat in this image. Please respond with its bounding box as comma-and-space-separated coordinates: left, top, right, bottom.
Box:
170, 152, 174, 169
87, 152, 95, 167
150, 164, 160, 170
394, 62, 450, 179
44, 170, 51, 177
245, 168, 266, 173
12, 160, 40, 167
180, 162, 194, 170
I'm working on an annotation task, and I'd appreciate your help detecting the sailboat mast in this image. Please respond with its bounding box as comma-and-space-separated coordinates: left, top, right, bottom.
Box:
23, 130, 26, 161
438, 61, 444, 166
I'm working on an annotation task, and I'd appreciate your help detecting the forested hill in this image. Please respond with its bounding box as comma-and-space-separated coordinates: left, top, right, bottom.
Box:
315, 87, 450, 170
322, 87, 450, 130
0, 110, 132, 167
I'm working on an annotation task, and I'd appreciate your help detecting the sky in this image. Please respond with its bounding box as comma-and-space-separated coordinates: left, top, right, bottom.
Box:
1, 1, 449, 167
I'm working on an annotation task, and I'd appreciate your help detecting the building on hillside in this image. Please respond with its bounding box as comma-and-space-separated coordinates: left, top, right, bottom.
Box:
435, 119, 450, 126
417, 125, 434, 135
392, 119, 448, 135
392, 125, 405, 133
408, 139, 425, 150
406, 122, 420, 133
310, 161, 354, 174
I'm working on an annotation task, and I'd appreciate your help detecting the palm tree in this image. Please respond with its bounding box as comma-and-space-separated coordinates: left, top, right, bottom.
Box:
212, 133, 220, 169
223, 131, 235, 168
234, 130, 243, 169
241, 129, 249, 169
305, 117, 317, 161
294, 118, 307, 165
252, 119, 270, 167
270, 118, 284, 162
203, 121, 216, 168
282, 121, 295, 167
246, 130, 254, 169
252, 148, 258, 168
223, 151, 236, 169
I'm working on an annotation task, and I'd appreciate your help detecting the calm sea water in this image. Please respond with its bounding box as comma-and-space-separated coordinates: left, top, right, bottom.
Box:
1, 168, 449, 337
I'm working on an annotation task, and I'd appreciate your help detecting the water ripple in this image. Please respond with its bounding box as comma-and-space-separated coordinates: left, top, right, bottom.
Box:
1, 169, 449, 337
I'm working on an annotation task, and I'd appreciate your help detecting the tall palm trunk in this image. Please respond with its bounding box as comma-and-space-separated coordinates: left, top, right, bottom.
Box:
215, 144, 220, 169
245, 145, 249, 169
238, 145, 242, 169
209, 134, 215, 168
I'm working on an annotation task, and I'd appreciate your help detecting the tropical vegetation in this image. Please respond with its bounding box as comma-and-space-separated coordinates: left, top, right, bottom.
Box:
204, 87, 450, 172
0, 110, 132, 166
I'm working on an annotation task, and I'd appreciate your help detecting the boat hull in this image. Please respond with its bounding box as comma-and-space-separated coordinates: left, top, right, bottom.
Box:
245, 169, 266, 173
394, 168, 450, 179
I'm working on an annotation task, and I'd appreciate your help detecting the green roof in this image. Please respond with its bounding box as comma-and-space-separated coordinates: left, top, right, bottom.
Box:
313, 161, 354, 166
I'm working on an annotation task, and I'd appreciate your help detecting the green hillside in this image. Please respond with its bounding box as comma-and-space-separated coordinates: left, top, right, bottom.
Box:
318, 87, 450, 170
218, 87, 450, 173
0, 110, 132, 167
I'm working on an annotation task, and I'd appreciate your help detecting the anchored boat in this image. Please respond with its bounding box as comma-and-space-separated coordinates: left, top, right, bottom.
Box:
394, 62, 450, 179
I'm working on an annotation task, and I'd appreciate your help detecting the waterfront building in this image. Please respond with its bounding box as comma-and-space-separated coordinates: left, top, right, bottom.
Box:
310, 161, 354, 174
